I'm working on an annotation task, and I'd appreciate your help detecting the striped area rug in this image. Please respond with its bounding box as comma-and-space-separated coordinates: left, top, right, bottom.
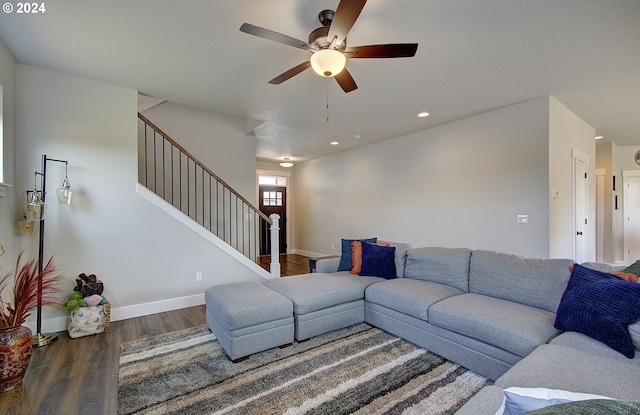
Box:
118, 323, 490, 415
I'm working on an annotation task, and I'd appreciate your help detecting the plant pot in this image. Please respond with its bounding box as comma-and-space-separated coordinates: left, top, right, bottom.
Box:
0, 325, 33, 392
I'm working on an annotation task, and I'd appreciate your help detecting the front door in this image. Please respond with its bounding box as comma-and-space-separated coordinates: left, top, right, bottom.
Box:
259, 185, 287, 255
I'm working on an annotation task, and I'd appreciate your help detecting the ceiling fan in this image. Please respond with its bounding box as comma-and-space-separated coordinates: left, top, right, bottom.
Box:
239, 0, 418, 93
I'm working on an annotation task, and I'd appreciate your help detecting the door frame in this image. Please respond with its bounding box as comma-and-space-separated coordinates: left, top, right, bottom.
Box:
259, 185, 287, 254
622, 169, 640, 264
257, 169, 292, 254
595, 168, 605, 262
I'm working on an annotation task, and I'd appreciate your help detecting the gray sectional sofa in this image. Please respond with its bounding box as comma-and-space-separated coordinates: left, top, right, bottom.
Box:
205, 243, 640, 414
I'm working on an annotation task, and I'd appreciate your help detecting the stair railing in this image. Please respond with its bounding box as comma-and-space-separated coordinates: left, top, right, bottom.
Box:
138, 113, 280, 277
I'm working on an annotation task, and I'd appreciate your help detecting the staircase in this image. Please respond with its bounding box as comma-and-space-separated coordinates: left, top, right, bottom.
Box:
137, 113, 280, 278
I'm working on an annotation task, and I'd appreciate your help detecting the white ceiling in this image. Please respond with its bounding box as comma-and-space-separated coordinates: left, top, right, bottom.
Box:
1, 1, 639, 165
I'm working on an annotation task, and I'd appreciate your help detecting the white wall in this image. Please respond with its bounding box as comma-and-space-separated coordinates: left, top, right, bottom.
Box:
294, 97, 553, 259
141, 101, 257, 203
596, 142, 615, 262
548, 97, 596, 260
0, 40, 16, 265
14, 65, 262, 332
614, 145, 640, 172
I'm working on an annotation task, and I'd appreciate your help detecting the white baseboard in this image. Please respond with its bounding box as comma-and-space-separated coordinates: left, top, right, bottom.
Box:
110, 294, 204, 322
31, 294, 205, 334
292, 249, 329, 258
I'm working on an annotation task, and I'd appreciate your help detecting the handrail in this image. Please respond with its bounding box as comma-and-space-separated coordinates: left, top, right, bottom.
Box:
138, 113, 271, 224
138, 112, 279, 275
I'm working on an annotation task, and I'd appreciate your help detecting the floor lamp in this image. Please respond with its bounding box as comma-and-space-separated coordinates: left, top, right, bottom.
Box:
25, 154, 77, 347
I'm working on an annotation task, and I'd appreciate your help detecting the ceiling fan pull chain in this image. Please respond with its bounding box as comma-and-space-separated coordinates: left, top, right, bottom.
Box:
326, 77, 330, 122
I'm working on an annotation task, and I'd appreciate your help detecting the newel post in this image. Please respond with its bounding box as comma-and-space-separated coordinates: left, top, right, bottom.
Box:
269, 213, 281, 278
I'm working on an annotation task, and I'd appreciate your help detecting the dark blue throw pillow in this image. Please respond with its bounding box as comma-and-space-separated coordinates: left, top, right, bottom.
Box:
337, 237, 377, 272
554, 263, 640, 358
360, 243, 396, 280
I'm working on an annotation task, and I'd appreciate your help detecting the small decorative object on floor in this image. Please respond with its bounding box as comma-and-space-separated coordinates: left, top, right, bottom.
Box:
0, 245, 63, 392
63, 273, 110, 338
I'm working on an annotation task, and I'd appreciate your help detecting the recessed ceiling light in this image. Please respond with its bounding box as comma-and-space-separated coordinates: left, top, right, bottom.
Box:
330, 141, 339, 146
595, 135, 604, 140
417, 112, 430, 118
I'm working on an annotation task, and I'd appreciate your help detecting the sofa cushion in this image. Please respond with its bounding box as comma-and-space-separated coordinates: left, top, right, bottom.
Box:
469, 250, 573, 313
554, 264, 640, 358
522, 400, 640, 415
204, 282, 293, 331
315, 257, 341, 273
262, 273, 382, 315
580, 261, 623, 272
495, 344, 640, 400
580, 262, 638, 282
549, 331, 639, 364
630, 321, 640, 352
455, 385, 510, 415
403, 247, 471, 291
337, 237, 377, 271
360, 243, 396, 279
382, 241, 412, 279
365, 278, 463, 321
428, 293, 559, 358
496, 387, 612, 415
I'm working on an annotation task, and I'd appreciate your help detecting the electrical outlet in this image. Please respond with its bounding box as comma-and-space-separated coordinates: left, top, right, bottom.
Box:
195, 272, 203, 282
331, 244, 335, 250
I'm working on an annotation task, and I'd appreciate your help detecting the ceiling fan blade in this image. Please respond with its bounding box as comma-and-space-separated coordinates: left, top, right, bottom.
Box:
268, 61, 312, 84
327, 0, 367, 47
335, 67, 358, 93
240, 23, 314, 51
345, 43, 418, 58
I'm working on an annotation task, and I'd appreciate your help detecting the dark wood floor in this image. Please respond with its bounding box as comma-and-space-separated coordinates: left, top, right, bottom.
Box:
257, 253, 312, 276
0, 254, 312, 415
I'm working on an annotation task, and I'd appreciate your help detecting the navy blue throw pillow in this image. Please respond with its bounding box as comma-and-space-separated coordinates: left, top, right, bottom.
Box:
337, 237, 377, 272
360, 243, 396, 280
554, 263, 640, 358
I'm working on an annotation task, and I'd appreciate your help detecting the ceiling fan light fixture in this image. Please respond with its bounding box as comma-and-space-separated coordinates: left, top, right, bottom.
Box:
310, 49, 346, 77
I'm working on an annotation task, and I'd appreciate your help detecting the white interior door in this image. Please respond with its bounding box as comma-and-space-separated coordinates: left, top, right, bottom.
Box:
623, 171, 640, 264
573, 151, 589, 263
596, 169, 605, 262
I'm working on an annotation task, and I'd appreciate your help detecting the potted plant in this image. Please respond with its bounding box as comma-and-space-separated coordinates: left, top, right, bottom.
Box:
0, 245, 62, 392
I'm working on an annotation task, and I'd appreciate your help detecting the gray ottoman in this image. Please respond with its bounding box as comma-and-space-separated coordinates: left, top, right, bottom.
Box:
262, 273, 383, 341
205, 281, 294, 362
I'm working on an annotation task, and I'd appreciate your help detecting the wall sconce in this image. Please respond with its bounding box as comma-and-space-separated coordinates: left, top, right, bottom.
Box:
26, 154, 77, 347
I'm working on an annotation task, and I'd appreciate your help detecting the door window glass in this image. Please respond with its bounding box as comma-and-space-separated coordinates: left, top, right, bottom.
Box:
263, 191, 283, 206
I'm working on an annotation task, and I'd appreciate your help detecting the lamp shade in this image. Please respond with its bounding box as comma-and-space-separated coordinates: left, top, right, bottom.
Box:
310, 49, 346, 77
25, 191, 45, 221
56, 177, 76, 205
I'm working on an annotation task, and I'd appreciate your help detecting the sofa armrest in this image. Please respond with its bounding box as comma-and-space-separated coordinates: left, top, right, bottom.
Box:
316, 257, 341, 273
